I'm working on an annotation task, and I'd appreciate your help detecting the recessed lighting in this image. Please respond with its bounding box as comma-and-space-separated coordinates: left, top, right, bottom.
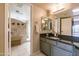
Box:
72, 8, 79, 13
16, 10, 20, 13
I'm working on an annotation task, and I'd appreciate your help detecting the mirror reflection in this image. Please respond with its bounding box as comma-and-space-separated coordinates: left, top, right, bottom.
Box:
41, 17, 52, 31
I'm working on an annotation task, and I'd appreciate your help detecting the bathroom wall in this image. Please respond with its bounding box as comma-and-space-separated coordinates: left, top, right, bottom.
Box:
11, 18, 27, 44
0, 3, 5, 55
0, 4, 9, 55
32, 4, 47, 53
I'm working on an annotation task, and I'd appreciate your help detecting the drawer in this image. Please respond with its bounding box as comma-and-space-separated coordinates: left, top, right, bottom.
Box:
57, 42, 73, 52
40, 37, 46, 42
46, 39, 56, 45
40, 41, 51, 56
51, 46, 72, 56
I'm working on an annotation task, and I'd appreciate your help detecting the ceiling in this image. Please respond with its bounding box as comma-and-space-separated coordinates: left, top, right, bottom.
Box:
10, 3, 79, 20
34, 3, 79, 17
34, 3, 79, 10
10, 3, 31, 22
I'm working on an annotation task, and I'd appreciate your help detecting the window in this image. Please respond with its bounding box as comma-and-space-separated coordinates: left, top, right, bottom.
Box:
73, 16, 79, 37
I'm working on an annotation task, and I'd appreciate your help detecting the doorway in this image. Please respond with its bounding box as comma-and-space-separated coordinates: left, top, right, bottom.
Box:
8, 3, 31, 56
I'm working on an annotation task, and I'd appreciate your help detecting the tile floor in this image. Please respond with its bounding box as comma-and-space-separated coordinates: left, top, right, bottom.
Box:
11, 42, 45, 56
11, 42, 30, 56
32, 51, 45, 56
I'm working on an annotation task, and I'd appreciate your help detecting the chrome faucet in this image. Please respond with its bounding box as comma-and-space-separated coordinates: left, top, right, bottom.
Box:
46, 33, 49, 37
54, 33, 58, 37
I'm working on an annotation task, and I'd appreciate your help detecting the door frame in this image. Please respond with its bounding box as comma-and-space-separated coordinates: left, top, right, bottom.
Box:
5, 3, 33, 56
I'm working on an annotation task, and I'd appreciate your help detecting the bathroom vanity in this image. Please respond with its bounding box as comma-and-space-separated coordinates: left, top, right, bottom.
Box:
40, 34, 79, 56
40, 15, 79, 56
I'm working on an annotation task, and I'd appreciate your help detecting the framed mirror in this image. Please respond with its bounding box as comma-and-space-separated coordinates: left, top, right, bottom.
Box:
41, 17, 52, 31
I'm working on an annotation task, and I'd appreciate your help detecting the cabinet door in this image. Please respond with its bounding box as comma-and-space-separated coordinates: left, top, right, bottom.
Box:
40, 41, 51, 56
75, 48, 79, 56
46, 39, 56, 45
57, 42, 73, 52
51, 46, 72, 56
40, 41, 45, 52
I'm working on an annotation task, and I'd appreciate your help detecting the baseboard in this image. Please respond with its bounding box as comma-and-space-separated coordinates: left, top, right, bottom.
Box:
31, 50, 40, 56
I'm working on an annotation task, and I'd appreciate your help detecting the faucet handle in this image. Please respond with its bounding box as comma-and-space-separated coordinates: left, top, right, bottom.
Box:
46, 33, 48, 37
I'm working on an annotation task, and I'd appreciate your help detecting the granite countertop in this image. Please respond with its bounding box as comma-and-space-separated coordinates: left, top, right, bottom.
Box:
44, 36, 79, 49
73, 42, 79, 48
46, 36, 72, 43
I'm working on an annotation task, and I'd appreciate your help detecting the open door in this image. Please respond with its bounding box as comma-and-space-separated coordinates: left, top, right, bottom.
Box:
8, 3, 32, 56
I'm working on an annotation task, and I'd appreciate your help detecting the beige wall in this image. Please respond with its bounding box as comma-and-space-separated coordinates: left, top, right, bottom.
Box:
0, 4, 8, 55
32, 4, 46, 53
0, 3, 5, 55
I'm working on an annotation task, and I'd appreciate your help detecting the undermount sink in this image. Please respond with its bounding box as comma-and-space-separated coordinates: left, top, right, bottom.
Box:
60, 39, 72, 44
47, 37, 59, 40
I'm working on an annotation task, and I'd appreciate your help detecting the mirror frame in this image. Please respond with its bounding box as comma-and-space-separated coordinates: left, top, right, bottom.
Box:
41, 17, 52, 32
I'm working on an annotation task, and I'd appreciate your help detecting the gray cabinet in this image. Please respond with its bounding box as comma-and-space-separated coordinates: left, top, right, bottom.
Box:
40, 40, 51, 56
46, 39, 56, 45
57, 42, 73, 52
51, 46, 72, 56
40, 37, 74, 56
75, 48, 79, 56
